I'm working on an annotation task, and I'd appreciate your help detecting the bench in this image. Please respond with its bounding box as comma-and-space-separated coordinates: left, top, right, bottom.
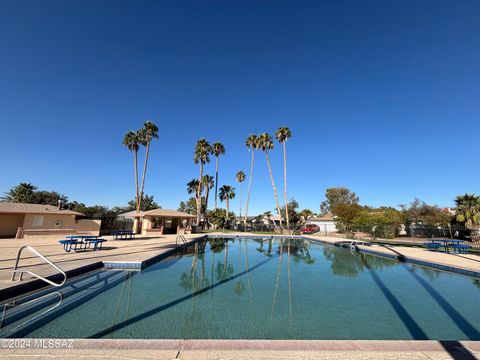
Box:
450, 244, 470, 254
85, 238, 106, 250
59, 239, 83, 252
59, 238, 106, 252
111, 230, 135, 240
424, 242, 442, 252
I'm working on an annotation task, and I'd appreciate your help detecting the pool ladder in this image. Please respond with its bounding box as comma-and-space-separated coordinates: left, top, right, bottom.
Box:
176, 235, 188, 247
11, 246, 67, 287
349, 237, 365, 251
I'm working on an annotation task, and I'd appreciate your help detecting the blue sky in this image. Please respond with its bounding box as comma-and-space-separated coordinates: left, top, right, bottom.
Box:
0, 0, 479, 215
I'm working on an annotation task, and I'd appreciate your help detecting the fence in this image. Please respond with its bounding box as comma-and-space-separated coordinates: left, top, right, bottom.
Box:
222, 221, 480, 248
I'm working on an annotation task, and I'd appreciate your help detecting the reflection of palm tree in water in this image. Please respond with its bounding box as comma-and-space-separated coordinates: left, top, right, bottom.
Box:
244, 241, 254, 300
270, 239, 283, 319
110, 272, 134, 335
234, 238, 245, 297
215, 261, 234, 282
180, 242, 210, 294
256, 238, 274, 257
287, 241, 293, 328
322, 245, 396, 277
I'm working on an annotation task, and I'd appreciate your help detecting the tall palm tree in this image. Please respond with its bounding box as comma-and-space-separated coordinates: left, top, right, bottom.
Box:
203, 175, 215, 228
123, 130, 146, 218
203, 175, 215, 212
275, 127, 292, 230
212, 142, 225, 211
257, 132, 283, 231
194, 139, 212, 226
236, 171, 246, 222
244, 134, 258, 229
219, 185, 236, 217
138, 121, 159, 212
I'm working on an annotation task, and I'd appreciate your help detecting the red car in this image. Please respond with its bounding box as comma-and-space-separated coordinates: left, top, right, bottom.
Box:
301, 224, 320, 234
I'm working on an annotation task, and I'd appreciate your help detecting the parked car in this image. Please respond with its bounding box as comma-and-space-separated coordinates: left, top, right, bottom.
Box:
301, 224, 320, 234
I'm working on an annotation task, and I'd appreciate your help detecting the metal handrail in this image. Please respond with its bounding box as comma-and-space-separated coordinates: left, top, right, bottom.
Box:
11, 246, 67, 287
176, 235, 187, 246
0, 292, 63, 335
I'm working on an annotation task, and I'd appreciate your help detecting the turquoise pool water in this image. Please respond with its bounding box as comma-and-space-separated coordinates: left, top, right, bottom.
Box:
2, 237, 480, 340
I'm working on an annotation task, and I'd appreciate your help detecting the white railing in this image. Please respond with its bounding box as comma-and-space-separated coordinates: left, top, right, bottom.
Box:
11, 246, 67, 287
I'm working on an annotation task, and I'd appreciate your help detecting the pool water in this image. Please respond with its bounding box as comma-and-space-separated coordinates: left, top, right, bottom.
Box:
2, 237, 480, 340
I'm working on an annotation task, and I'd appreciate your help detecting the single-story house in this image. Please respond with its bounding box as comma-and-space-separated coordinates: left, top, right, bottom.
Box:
120, 208, 196, 236
306, 213, 337, 234
0, 203, 101, 238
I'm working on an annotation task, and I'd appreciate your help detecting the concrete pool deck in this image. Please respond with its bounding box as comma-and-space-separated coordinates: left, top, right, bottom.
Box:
0, 339, 479, 359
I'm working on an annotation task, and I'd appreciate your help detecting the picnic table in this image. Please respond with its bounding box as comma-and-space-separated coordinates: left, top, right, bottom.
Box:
425, 239, 470, 254
111, 230, 135, 240
59, 235, 106, 252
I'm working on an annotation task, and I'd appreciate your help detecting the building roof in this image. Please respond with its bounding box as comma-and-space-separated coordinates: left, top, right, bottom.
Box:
309, 213, 335, 221
0, 203, 84, 216
121, 208, 196, 218
117, 210, 144, 218
145, 209, 196, 218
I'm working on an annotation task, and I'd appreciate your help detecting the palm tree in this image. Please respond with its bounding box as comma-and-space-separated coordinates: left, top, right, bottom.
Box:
299, 209, 314, 227
257, 132, 283, 231
203, 175, 215, 212
275, 127, 292, 230
212, 142, 225, 211
236, 171, 246, 223
138, 121, 159, 212
187, 179, 201, 198
455, 194, 480, 240
123, 130, 146, 224
203, 175, 215, 228
194, 139, 212, 226
219, 185, 235, 217
244, 134, 258, 229
1, 183, 37, 203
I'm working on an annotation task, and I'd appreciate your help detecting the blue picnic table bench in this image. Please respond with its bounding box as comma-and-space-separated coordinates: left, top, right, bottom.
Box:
111, 230, 135, 240
59, 235, 106, 252
424, 239, 470, 254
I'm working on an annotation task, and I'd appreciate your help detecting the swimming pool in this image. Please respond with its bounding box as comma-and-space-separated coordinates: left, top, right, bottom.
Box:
1, 237, 480, 340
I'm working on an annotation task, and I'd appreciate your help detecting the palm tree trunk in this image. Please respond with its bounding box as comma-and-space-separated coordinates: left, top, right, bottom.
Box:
239, 182, 243, 224
197, 163, 204, 226
134, 148, 140, 233
244, 151, 255, 230
214, 157, 219, 210
138, 140, 150, 212
283, 141, 289, 230
204, 186, 210, 230
265, 151, 283, 231
225, 197, 230, 229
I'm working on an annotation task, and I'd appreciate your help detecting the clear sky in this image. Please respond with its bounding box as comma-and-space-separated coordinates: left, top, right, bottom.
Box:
0, 0, 479, 215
